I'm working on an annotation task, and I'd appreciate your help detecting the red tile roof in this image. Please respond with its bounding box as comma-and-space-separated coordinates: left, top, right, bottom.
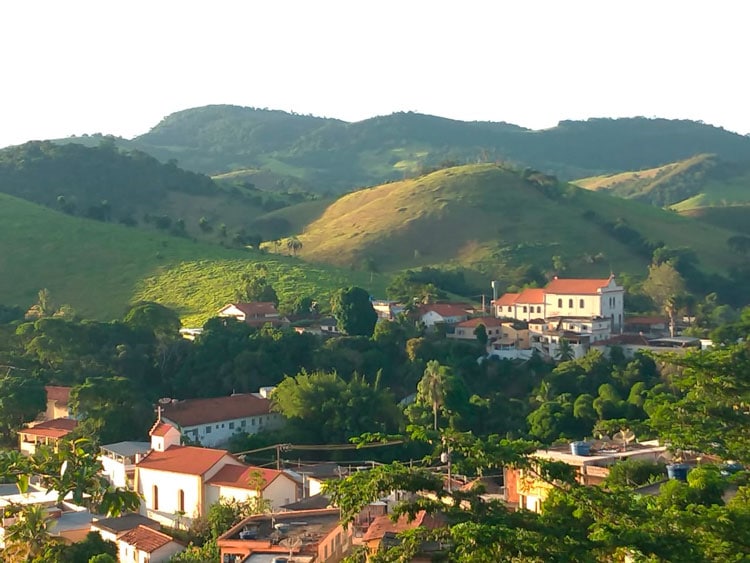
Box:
137, 445, 233, 475
20, 418, 77, 438
149, 421, 176, 437
455, 317, 505, 328
207, 465, 286, 491
418, 303, 470, 318
161, 394, 271, 427
118, 525, 176, 553
545, 277, 614, 295
493, 293, 519, 307
363, 510, 444, 542
45, 386, 72, 405
515, 288, 545, 304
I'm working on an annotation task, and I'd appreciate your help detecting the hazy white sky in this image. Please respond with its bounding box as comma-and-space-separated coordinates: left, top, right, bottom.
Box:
1, 0, 747, 148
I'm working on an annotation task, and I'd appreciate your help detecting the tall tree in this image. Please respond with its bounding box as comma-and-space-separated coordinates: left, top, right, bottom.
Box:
331, 286, 377, 337
417, 360, 450, 431
642, 262, 687, 337
0, 371, 46, 442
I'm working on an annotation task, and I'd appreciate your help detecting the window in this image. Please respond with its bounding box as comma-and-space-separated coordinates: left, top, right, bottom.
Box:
229, 422, 234, 430
241, 420, 246, 428
507, 306, 512, 312
579, 299, 584, 308
568, 299, 573, 308
537, 306, 541, 313
251, 418, 256, 426
178, 489, 185, 513
558, 298, 562, 308
522, 306, 527, 313
205, 426, 212, 434
152, 485, 159, 510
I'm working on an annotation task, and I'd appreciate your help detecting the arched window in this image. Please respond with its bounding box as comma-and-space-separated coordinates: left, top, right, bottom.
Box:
568, 299, 573, 308
558, 299, 562, 308
579, 299, 584, 308
152, 485, 159, 510
178, 489, 185, 513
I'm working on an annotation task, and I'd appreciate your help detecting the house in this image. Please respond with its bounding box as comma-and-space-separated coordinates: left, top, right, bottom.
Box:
493, 288, 545, 321
159, 391, 284, 447
218, 508, 353, 563
448, 316, 505, 342
371, 300, 405, 321
592, 334, 702, 359
206, 465, 299, 511
18, 418, 78, 455
319, 317, 342, 335
43, 386, 72, 420
417, 303, 470, 328
218, 302, 289, 328
99, 441, 151, 489
623, 316, 669, 336
494, 276, 625, 332
0, 484, 94, 546
135, 422, 246, 528
90, 513, 161, 543
362, 510, 446, 561
116, 524, 184, 563
506, 440, 668, 513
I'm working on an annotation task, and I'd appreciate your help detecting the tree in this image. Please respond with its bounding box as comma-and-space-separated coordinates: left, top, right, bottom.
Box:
0, 371, 46, 442
287, 237, 302, 256
555, 337, 575, 362
642, 262, 687, 337
331, 287, 377, 337
3, 503, 57, 561
235, 272, 279, 305
417, 361, 450, 431
473, 323, 488, 348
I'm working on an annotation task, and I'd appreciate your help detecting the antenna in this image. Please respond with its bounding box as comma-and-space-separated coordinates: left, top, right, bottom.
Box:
280, 535, 303, 558
612, 428, 636, 451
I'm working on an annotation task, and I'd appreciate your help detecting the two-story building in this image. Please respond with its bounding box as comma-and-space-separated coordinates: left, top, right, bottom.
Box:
218, 302, 289, 328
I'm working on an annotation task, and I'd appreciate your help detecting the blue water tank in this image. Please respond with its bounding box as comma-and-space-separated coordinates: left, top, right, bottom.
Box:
570, 441, 591, 456
666, 463, 690, 481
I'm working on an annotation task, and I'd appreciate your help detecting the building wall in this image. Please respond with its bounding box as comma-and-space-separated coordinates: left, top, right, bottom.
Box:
150, 541, 186, 563
99, 456, 132, 489
316, 523, 352, 562
175, 413, 284, 448
137, 469, 203, 527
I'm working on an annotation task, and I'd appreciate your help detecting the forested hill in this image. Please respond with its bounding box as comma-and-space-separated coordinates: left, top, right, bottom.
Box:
116, 106, 750, 193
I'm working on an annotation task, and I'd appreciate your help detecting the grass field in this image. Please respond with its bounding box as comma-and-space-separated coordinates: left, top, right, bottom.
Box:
0, 193, 387, 324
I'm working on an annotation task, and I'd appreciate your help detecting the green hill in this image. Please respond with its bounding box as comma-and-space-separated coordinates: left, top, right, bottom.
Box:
277, 164, 741, 286
0, 193, 386, 325
117, 106, 750, 193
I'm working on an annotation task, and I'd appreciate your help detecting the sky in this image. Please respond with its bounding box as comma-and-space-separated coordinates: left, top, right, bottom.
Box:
1, 0, 747, 148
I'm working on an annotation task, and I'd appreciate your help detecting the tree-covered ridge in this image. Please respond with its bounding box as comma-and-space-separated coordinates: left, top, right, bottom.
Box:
50, 106, 750, 194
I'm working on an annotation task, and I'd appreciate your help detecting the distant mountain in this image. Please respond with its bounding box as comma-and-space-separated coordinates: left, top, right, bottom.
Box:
0, 140, 313, 244
110, 106, 750, 193
272, 164, 742, 292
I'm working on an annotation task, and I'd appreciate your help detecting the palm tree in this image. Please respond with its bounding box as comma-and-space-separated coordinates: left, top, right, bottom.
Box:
555, 338, 575, 362
418, 360, 449, 431
4, 504, 56, 561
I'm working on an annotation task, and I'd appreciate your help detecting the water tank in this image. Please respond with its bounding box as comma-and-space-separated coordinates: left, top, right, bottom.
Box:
570, 441, 591, 456
666, 463, 690, 481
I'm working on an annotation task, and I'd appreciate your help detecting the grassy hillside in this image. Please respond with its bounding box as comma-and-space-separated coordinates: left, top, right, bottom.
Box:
285, 164, 741, 283
66, 106, 750, 195
0, 193, 387, 325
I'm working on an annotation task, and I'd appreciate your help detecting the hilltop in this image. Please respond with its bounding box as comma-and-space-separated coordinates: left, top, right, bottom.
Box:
50, 106, 750, 194
275, 164, 741, 287
0, 193, 385, 325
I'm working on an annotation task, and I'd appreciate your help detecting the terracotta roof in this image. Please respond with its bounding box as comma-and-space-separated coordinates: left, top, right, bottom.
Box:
45, 386, 72, 405
207, 465, 286, 490
220, 302, 279, 317
493, 293, 519, 307
363, 510, 444, 542
137, 445, 233, 475
515, 288, 545, 304
21, 418, 77, 438
545, 277, 614, 295
418, 303, 470, 318
161, 394, 271, 427
455, 317, 505, 328
149, 421, 176, 438
118, 525, 176, 553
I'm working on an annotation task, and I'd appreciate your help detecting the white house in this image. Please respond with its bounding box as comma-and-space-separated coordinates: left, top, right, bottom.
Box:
18, 418, 78, 456
90, 513, 161, 544
42, 386, 73, 420
99, 441, 151, 489
205, 465, 299, 511
418, 303, 470, 327
493, 288, 546, 321
544, 276, 624, 331
217, 302, 288, 328
117, 525, 184, 563
159, 392, 284, 448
